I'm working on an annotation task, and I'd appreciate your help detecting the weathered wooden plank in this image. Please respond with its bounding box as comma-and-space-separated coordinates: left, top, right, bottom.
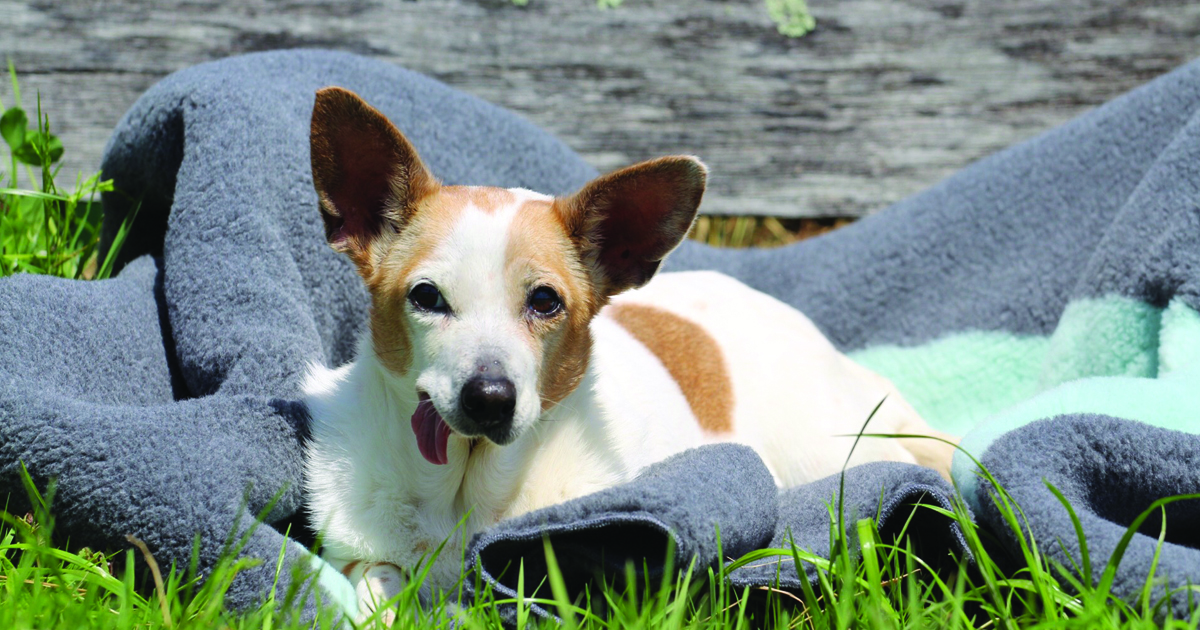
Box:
2, 0, 1198, 217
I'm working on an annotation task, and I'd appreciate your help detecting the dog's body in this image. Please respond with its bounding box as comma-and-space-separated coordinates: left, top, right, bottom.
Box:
301, 88, 955, 619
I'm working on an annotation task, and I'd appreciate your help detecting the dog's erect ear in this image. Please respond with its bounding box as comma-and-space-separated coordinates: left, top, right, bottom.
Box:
556, 156, 706, 296
310, 87, 439, 256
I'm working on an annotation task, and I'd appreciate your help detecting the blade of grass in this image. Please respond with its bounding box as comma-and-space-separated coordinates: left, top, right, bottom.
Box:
95, 199, 138, 280
542, 538, 579, 630
126, 534, 172, 628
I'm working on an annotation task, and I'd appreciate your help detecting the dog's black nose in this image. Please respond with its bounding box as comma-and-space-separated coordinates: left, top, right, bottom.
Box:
461, 376, 516, 429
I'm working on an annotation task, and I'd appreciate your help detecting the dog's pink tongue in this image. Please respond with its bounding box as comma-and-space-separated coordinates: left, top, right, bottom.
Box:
411, 394, 452, 465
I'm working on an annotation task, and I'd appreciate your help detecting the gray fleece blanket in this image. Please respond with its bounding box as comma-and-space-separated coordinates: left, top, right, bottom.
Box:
2, 49, 1198, 621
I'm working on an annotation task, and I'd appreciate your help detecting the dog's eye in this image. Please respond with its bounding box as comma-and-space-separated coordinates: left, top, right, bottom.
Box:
409, 282, 448, 313
527, 286, 562, 317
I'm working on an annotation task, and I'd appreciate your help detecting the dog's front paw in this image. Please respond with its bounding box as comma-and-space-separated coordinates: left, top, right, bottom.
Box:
352, 562, 409, 626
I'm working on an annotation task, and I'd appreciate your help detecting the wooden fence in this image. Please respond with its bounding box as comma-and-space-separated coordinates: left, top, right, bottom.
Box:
3, 0, 1197, 216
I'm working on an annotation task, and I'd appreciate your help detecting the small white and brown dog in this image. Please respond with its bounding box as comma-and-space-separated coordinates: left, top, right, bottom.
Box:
302, 87, 955, 619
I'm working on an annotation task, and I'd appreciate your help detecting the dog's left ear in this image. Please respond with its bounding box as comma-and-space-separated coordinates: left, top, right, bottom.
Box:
556, 156, 707, 297
310, 87, 439, 260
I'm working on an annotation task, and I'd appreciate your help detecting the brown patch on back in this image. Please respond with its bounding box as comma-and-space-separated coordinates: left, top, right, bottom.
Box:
607, 303, 734, 433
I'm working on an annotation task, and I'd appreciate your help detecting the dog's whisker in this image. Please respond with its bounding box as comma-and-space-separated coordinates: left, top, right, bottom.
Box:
539, 396, 582, 418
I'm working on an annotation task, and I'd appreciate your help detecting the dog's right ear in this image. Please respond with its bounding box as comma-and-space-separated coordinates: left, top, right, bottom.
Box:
310, 87, 439, 259
555, 156, 707, 297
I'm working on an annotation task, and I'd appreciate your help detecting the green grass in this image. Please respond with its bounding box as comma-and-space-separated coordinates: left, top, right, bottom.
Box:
4, 439, 1198, 630
0, 63, 134, 280
688, 215, 854, 249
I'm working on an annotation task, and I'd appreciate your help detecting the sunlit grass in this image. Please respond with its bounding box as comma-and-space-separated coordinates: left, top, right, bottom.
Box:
4, 440, 1196, 629
688, 215, 854, 249
0, 63, 134, 280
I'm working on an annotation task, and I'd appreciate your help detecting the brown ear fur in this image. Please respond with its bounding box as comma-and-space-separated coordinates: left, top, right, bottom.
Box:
555, 156, 706, 297
310, 87, 439, 262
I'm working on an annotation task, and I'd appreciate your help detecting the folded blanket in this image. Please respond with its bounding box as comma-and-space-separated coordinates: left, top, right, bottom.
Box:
668, 57, 1200, 616
2, 49, 1197, 620
977, 416, 1200, 617
468, 446, 966, 622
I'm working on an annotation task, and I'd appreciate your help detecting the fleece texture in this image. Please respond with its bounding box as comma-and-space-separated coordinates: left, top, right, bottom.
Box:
665, 58, 1200, 348
977, 416, 1200, 615
666, 58, 1200, 616
468, 444, 778, 622
468, 451, 969, 623
726, 461, 968, 590
2, 49, 1199, 619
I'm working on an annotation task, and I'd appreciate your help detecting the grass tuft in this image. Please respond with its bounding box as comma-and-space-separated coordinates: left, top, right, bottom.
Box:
688, 215, 854, 249
4, 443, 1198, 629
0, 62, 134, 280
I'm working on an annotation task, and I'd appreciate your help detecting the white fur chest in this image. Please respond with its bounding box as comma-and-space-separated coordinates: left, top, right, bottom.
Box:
301, 335, 682, 589
302, 349, 516, 582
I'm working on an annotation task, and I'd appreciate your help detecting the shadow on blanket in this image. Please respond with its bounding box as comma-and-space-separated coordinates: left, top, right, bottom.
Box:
2, 49, 1199, 620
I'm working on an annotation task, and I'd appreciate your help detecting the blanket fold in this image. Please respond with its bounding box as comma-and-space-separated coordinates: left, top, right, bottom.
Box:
3, 48, 1199, 621
468, 444, 777, 621
467, 451, 966, 623
728, 462, 969, 591
978, 416, 1200, 618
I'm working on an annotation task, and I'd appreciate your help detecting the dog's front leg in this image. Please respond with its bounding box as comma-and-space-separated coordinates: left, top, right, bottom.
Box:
335, 559, 409, 626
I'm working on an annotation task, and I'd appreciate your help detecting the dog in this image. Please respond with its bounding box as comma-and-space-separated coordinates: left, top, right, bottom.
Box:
302, 86, 956, 621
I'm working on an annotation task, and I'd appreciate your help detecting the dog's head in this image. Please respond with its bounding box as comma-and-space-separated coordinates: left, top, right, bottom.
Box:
310, 87, 706, 463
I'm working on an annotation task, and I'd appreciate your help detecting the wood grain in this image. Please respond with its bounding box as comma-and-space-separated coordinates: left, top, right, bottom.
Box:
3, 0, 1198, 217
